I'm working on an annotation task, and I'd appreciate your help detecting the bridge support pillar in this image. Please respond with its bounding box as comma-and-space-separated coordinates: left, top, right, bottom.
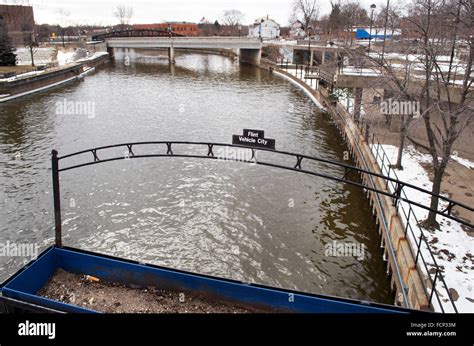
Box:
107, 46, 115, 60
239, 48, 261, 66
168, 46, 176, 64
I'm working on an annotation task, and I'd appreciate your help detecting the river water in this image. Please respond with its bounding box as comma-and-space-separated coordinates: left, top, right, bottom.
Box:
0, 52, 393, 304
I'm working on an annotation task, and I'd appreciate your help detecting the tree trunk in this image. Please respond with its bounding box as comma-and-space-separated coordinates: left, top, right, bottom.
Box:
29, 46, 35, 67
426, 167, 444, 228
394, 118, 406, 170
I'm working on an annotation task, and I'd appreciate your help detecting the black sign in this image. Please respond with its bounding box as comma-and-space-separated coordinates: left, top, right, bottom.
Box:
232, 129, 276, 150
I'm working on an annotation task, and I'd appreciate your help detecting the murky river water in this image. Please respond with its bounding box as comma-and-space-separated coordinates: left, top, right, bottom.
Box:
0, 52, 393, 304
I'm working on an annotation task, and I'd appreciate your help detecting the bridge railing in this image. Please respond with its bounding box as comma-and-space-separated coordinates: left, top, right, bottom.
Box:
92, 29, 184, 41
93, 31, 262, 42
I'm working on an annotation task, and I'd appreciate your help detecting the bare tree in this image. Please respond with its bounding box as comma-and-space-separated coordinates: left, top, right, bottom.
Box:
222, 9, 245, 26
57, 9, 70, 48
292, 0, 320, 34
114, 5, 134, 31
352, 0, 473, 227
341, 1, 369, 46
22, 24, 37, 67
329, 0, 344, 35
407, 0, 473, 227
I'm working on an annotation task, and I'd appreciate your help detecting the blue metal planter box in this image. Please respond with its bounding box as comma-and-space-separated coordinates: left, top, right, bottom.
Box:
1, 246, 409, 314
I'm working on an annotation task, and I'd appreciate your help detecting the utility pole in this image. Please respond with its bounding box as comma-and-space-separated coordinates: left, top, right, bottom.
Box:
381, 0, 390, 61
368, 4, 376, 54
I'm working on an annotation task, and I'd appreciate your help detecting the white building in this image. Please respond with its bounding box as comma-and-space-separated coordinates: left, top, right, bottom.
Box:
248, 16, 280, 40
290, 20, 306, 39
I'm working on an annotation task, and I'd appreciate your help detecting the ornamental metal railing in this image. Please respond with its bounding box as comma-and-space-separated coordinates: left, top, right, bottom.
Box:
273, 62, 471, 312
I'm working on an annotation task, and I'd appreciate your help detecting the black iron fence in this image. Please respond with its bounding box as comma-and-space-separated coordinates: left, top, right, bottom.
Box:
368, 133, 463, 313
272, 62, 472, 312
51, 141, 473, 312
277, 61, 337, 88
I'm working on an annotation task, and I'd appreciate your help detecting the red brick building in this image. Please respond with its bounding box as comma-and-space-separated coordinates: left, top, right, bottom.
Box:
0, 4, 35, 46
133, 22, 198, 36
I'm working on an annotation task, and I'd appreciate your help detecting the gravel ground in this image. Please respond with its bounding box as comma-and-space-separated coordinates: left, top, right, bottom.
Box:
38, 269, 267, 313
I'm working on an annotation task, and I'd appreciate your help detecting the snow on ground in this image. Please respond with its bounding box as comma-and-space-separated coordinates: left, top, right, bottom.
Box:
341, 67, 381, 76
0, 70, 45, 82
372, 144, 473, 313
15, 47, 55, 66
56, 50, 77, 66
276, 63, 472, 312
75, 51, 109, 63
389, 62, 468, 75
57, 49, 109, 66
14, 47, 108, 67
268, 39, 298, 46
368, 52, 463, 64
451, 154, 474, 170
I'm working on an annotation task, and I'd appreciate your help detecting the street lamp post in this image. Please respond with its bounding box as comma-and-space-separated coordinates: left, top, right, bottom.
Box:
368, 4, 376, 54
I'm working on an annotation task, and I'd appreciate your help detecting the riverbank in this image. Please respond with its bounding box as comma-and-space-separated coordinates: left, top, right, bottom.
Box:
0, 51, 109, 103
271, 64, 472, 313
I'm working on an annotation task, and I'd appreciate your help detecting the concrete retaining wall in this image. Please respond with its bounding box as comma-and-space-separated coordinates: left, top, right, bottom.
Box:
0, 53, 110, 102
272, 67, 430, 311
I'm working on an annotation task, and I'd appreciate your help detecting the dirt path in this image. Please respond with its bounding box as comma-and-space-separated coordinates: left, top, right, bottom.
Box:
38, 269, 267, 313
361, 96, 474, 230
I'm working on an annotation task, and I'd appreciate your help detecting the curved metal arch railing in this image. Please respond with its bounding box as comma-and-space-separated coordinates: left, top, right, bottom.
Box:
50, 141, 473, 312
53, 141, 473, 227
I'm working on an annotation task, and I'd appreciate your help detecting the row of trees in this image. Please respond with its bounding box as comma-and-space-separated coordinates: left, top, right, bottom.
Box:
375, 0, 472, 227
291, 0, 404, 43
319, 0, 472, 228
292, 0, 472, 228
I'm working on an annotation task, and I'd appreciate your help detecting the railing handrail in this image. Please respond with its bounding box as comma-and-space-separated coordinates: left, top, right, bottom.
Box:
275, 60, 462, 312
331, 100, 458, 313
368, 132, 460, 313
276, 61, 472, 223
54, 141, 472, 228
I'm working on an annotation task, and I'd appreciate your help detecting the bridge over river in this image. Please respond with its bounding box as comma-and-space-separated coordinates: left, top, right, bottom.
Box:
94, 31, 263, 65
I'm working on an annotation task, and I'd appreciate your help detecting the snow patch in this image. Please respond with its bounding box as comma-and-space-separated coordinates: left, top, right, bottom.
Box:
372, 144, 473, 313
451, 154, 474, 170
56, 50, 77, 66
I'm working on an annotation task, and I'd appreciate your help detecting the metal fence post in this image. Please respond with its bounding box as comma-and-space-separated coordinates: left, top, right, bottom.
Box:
51, 150, 62, 247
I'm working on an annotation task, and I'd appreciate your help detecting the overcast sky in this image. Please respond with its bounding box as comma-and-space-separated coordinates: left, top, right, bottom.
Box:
5, 0, 390, 26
